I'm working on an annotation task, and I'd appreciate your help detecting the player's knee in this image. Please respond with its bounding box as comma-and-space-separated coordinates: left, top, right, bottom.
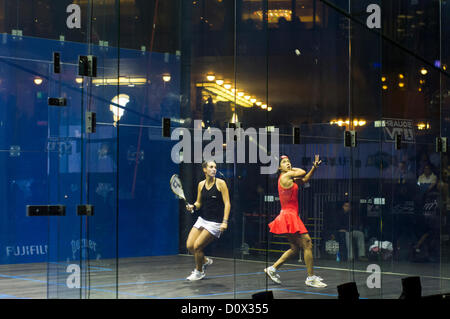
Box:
186, 241, 195, 253
290, 244, 300, 253
193, 241, 204, 253
303, 237, 313, 250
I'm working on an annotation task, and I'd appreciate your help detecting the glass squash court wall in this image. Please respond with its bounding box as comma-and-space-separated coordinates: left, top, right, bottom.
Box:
0, 0, 123, 298
0, 0, 449, 299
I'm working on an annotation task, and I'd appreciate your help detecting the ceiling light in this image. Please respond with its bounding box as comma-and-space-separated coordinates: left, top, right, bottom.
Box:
162, 73, 171, 82
206, 73, 215, 81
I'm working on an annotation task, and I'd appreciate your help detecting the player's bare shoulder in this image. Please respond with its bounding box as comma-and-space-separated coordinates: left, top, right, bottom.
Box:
215, 178, 227, 190
279, 173, 293, 188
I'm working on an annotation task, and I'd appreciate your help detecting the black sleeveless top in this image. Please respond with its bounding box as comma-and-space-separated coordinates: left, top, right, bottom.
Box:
200, 178, 224, 223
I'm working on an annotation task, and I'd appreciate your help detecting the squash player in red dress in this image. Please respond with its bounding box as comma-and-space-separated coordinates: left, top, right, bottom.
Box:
264, 155, 327, 288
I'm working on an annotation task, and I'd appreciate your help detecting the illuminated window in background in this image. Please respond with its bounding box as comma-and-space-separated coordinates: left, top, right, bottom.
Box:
252, 9, 293, 24
241, 0, 326, 29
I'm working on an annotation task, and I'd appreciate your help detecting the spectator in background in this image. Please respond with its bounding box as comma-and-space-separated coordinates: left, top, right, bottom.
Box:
325, 202, 368, 262
417, 164, 438, 203
417, 152, 431, 176
417, 164, 437, 189
394, 161, 416, 184
410, 214, 440, 263
393, 161, 416, 204
398, 150, 414, 172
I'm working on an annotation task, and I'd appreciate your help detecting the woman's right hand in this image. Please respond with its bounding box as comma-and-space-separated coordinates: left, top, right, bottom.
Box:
186, 203, 195, 213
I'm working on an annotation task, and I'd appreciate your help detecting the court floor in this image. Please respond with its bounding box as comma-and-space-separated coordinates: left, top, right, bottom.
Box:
0, 254, 449, 299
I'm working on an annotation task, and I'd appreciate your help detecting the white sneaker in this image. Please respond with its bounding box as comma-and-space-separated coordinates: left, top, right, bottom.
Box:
186, 269, 205, 281
264, 266, 282, 284
305, 275, 327, 288
310, 275, 324, 282
202, 257, 213, 273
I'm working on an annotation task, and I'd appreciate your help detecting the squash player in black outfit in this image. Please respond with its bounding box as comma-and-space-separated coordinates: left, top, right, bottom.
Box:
185, 160, 231, 281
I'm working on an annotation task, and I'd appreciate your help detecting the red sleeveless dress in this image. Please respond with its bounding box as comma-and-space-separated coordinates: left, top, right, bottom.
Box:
268, 176, 308, 234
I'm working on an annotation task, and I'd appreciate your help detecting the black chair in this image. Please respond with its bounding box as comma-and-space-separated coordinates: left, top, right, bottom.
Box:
399, 276, 421, 299
337, 282, 359, 300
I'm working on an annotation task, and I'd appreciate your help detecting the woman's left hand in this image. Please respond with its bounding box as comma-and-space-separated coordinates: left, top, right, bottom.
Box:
313, 154, 322, 168
220, 222, 228, 233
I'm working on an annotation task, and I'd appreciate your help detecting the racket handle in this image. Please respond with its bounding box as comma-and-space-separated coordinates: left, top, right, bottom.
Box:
185, 201, 194, 214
